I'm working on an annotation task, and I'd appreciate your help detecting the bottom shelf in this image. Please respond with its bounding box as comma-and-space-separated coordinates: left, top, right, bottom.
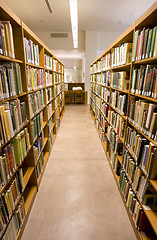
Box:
16, 186, 37, 240
90, 109, 157, 240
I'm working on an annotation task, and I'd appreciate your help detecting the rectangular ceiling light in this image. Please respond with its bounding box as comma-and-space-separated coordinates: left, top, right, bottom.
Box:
69, 0, 78, 48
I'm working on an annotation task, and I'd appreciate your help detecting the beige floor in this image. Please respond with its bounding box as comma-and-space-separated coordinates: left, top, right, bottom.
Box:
22, 105, 137, 240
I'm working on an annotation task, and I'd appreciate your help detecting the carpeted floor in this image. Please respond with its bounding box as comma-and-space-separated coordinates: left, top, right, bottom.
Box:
22, 105, 137, 240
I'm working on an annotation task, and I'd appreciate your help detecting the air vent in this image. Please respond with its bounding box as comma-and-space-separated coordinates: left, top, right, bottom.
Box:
51, 33, 68, 38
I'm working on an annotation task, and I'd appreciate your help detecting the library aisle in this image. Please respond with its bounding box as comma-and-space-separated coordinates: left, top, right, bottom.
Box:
22, 105, 136, 240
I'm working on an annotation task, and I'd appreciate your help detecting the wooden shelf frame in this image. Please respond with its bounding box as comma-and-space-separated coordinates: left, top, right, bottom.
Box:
90, 2, 157, 240
0, 1, 65, 239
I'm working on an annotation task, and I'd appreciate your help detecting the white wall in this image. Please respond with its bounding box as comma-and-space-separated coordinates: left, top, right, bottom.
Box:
85, 31, 98, 104
64, 69, 82, 83
85, 31, 123, 104
34, 31, 85, 51
97, 32, 123, 57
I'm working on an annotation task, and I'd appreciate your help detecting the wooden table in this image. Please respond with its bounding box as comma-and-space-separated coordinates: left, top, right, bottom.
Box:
65, 90, 87, 104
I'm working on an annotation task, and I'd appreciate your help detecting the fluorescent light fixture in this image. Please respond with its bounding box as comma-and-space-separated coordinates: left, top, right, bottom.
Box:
69, 0, 78, 48
45, 0, 53, 13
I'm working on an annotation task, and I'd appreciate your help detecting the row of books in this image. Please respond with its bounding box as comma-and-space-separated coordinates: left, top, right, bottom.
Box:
24, 37, 39, 66
48, 131, 54, 149
0, 63, 23, 100
36, 152, 44, 180
92, 85, 110, 104
112, 43, 132, 67
125, 127, 147, 164
55, 95, 61, 108
33, 131, 44, 164
108, 110, 125, 139
28, 90, 44, 119
120, 164, 157, 210
109, 148, 121, 175
119, 170, 153, 232
91, 73, 96, 82
53, 59, 58, 72
127, 99, 157, 140
125, 127, 157, 179
58, 62, 63, 73
111, 71, 130, 90
46, 87, 53, 104
0, 99, 27, 145
97, 71, 111, 87
54, 84, 61, 97
0, 128, 30, 189
140, 142, 157, 179
45, 71, 52, 86
31, 112, 43, 142
0, 168, 24, 233
110, 91, 128, 115
91, 54, 111, 73
0, 20, 15, 59
55, 114, 60, 130
122, 148, 136, 182
44, 54, 52, 69
26, 66, 44, 91
58, 73, 62, 83
131, 65, 157, 98
102, 53, 111, 71
101, 102, 109, 118
101, 116, 108, 134
47, 102, 53, 120
2, 197, 25, 240
54, 72, 58, 84
107, 126, 123, 156
48, 118, 54, 136
132, 26, 157, 62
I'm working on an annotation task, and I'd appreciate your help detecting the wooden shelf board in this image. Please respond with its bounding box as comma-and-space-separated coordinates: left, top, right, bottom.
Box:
111, 87, 129, 94
130, 93, 157, 103
23, 167, 34, 187
46, 84, 54, 88
110, 105, 127, 120
28, 86, 45, 93
44, 67, 53, 72
144, 210, 157, 236
112, 63, 131, 70
30, 105, 45, 120
115, 175, 120, 183
44, 152, 49, 164
44, 137, 48, 146
128, 120, 157, 147
133, 57, 157, 65
0, 55, 23, 63
117, 155, 123, 164
25, 62, 44, 69
24, 186, 37, 214
37, 168, 44, 188
149, 180, 157, 192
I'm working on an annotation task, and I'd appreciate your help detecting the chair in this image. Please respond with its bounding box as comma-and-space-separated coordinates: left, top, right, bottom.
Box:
75, 90, 83, 104
65, 91, 71, 104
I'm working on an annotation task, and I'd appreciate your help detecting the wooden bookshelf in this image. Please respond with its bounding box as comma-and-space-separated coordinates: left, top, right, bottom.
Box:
90, 2, 157, 240
0, 0, 65, 239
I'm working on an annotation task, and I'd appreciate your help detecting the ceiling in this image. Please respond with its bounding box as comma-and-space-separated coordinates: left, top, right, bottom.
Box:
3, 0, 156, 33
3, 0, 156, 70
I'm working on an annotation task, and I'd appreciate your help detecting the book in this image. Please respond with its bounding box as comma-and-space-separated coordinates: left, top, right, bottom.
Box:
145, 29, 153, 58
132, 30, 140, 62
2, 21, 15, 59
